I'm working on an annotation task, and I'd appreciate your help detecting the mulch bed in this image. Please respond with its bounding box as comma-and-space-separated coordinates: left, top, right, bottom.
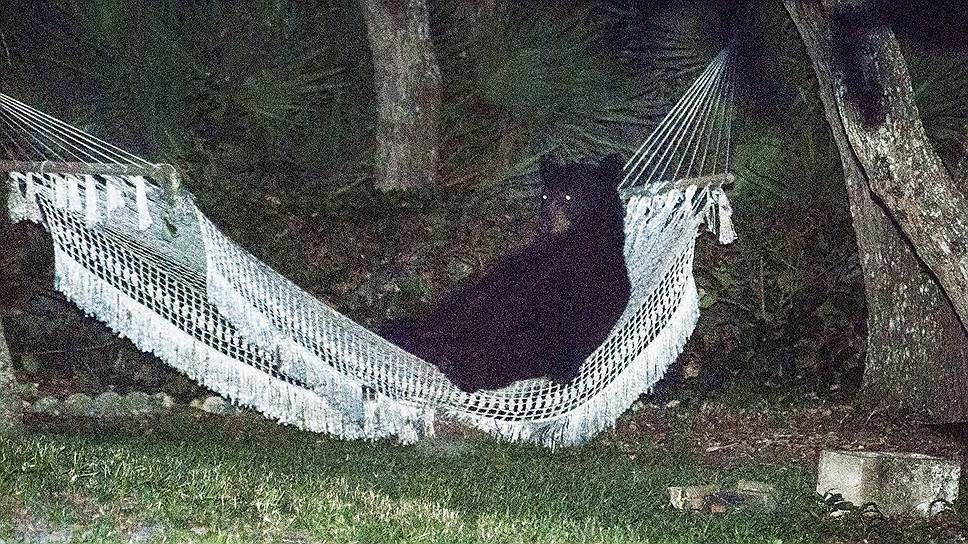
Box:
608, 400, 965, 470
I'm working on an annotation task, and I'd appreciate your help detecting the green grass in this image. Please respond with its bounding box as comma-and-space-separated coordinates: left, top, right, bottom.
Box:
0, 415, 838, 544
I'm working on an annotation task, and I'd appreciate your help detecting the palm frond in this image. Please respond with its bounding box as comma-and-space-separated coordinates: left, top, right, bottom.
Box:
907, 50, 968, 166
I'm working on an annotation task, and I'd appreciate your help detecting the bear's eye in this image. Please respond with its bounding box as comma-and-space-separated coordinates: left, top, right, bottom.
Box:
565, 194, 572, 201
541, 194, 548, 200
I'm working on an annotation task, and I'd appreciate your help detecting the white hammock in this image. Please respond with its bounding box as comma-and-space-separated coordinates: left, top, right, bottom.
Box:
1, 48, 737, 447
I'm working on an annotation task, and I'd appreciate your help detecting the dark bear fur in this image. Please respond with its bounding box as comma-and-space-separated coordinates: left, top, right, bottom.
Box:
380, 154, 632, 392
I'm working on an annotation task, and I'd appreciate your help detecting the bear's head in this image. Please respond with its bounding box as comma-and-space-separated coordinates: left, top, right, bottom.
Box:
537, 154, 625, 235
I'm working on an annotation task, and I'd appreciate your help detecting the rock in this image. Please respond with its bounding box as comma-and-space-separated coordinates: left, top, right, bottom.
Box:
123, 391, 154, 416
19, 354, 41, 375
18, 382, 40, 400
92, 391, 125, 418
151, 392, 175, 410
737, 480, 775, 494
729, 480, 778, 512
665, 400, 681, 409
705, 491, 775, 514
669, 485, 715, 511
671, 481, 778, 514
705, 490, 746, 514
63, 393, 94, 417
817, 450, 960, 517
197, 395, 234, 415
32, 396, 61, 415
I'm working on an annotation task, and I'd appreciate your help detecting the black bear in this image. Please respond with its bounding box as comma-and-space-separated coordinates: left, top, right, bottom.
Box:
380, 154, 631, 392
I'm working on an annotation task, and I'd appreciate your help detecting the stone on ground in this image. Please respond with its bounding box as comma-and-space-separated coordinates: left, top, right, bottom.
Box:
93, 391, 125, 418
151, 392, 175, 410
670, 481, 779, 514
63, 393, 94, 417
31, 396, 61, 415
817, 450, 960, 516
18, 382, 40, 400
196, 395, 235, 415
123, 391, 155, 416
735, 479, 779, 512
668, 485, 715, 511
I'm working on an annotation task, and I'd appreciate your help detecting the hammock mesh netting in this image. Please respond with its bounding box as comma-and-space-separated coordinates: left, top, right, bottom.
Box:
2, 47, 737, 447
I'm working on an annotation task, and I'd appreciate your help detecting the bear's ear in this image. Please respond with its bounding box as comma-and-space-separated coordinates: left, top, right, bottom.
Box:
597, 153, 625, 187
538, 155, 559, 184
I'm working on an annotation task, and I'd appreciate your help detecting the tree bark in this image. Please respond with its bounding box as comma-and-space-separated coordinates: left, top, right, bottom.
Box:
957, 141, 968, 191
0, 157, 22, 436
0, 297, 23, 438
784, 0, 968, 421
788, 0, 968, 329
360, 0, 442, 191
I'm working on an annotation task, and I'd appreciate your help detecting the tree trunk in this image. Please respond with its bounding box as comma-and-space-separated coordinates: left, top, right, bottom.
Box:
360, 0, 442, 192
957, 142, 968, 190
0, 160, 22, 437
0, 300, 23, 438
788, 0, 968, 329
784, 0, 968, 422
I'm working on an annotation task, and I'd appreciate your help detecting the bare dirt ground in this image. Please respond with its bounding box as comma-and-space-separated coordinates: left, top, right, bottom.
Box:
611, 401, 964, 470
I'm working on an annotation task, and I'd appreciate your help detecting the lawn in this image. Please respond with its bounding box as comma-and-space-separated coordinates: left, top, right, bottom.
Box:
1, 408, 964, 544
0, 413, 812, 544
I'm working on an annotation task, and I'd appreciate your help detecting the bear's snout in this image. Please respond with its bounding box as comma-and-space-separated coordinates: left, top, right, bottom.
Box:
546, 202, 571, 234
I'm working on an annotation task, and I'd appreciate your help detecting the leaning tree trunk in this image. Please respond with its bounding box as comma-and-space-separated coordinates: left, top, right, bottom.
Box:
785, 0, 968, 328
0, 165, 22, 437
360, 0, 443, 191
957, 142, 968, 190
0, 287, 22, 438
784, 0, 968, 422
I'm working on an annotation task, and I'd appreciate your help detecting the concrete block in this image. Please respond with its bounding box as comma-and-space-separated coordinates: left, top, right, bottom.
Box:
735, 480, 779, 512
668, 485, 715, 511
817, 450, 960, 517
